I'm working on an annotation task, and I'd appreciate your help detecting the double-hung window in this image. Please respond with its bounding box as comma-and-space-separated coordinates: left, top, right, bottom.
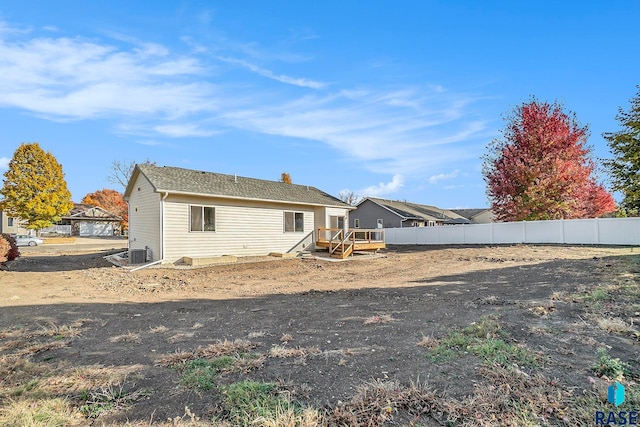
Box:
284, 212, 304, 232
190, 206, 215, 232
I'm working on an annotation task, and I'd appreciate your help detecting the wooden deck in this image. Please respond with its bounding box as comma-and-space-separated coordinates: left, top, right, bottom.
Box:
316, 228, 385, 259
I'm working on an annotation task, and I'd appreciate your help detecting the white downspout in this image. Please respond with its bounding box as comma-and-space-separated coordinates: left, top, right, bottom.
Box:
161, 192, 168, 262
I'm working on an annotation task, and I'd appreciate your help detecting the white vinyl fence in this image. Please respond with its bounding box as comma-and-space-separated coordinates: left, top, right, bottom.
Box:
384, 218, 640, 246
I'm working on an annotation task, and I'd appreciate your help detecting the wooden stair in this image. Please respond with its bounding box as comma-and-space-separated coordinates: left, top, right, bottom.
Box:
329, 230, 355, 259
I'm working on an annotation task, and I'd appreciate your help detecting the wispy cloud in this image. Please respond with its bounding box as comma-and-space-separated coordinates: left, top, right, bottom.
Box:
358, 175, 405, 197
223, 89, 487, 175
218, 56, 325, 89
0, 29, 216, 125
429, 169, 459, 184
0, 156, 10, 169
0, 19, 490, 183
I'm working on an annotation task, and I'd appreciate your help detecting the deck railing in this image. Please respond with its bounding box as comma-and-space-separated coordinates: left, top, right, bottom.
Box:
317, 228, 385, 244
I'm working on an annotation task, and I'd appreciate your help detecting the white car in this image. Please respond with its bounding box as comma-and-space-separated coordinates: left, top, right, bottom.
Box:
15, 235, 44, 247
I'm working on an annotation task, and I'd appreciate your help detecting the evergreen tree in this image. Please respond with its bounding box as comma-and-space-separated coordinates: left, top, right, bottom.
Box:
0, 143, 74, 231
603, 86, 640, 215
483, 100, 615, 221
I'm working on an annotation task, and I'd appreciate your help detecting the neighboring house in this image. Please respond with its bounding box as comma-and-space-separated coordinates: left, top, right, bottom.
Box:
56, 204, 123, 236
350, 198, 471, 229
0, 210, 29, 235
123, 164, 354, 263
451, 208, 494, 224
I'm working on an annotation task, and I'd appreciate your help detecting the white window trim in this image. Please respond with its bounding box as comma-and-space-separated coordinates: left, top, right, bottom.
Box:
189, 205, 216, 232
354, 218, 360, 228
377, 218, 384, 228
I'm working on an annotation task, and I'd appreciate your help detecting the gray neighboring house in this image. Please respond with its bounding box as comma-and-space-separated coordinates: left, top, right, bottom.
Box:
350, 198, 470, 229
124, 164, 354, 263
451, 208, 494, 224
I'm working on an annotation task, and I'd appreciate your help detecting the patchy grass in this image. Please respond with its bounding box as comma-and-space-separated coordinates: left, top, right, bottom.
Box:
427, 317, 539, 367
176, 357, 235, 391
149, 325, 169, 334
218, 381, 322, 427
592, 348, 634, 381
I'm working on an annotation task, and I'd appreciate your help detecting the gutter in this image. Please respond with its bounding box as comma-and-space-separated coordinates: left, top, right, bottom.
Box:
161, 192, 168, 262
152, 189, 353, 210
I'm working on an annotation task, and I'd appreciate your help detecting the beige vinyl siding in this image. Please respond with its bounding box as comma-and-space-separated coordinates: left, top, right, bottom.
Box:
127, 173, 161, 260
163, 195, 316, 262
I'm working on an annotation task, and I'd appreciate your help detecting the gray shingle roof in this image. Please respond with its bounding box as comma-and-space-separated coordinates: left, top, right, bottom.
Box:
451, 208, 490, 220
131, 164, 351, 208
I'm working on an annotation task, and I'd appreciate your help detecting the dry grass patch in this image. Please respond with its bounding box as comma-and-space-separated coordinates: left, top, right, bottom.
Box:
248, 331, 266, 339
363, 314, 396, 325
109, 332, 141, 344
416, 335, 438, 349
0, 397, 84, 426
597, 317, 637, 334
41, 364, 145, 395
269, 345, 321, 359
156, 339, 258, 367
167, 332, 195, 343
149, 325, 169, 334
280, 333, 293, 343
18, 340, 71, 357
191, 323, 204, 330
328, 379, 445, 426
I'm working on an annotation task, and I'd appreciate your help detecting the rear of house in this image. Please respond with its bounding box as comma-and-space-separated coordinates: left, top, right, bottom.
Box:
124, 165, 353, 263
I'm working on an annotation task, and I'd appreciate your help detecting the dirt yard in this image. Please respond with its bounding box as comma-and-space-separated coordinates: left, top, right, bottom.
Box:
1, 244, 639, 426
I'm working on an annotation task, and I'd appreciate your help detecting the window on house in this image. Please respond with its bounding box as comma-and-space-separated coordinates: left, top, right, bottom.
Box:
377, 219, 383, 228
354, 218, 360, 228
190, 206, 215, 232
7, 218, 14, 227
284, 212, 304, 232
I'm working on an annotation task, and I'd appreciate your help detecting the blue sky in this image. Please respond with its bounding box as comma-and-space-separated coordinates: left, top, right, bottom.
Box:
0, 1, 638, 208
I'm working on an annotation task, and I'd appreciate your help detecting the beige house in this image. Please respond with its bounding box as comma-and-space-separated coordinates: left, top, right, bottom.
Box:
0, 210, 28, 235
451, 208, 494, 224
124, 164, 354, 263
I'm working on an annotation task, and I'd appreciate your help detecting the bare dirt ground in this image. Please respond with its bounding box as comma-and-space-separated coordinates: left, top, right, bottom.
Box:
1, 244, 639, 426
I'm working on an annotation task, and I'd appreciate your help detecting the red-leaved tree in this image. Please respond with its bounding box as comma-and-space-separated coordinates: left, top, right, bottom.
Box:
483, 100, 615, 221
81, 189, 129, 229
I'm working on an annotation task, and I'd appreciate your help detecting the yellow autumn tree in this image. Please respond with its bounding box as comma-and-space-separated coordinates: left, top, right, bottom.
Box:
0, 143, 73, 231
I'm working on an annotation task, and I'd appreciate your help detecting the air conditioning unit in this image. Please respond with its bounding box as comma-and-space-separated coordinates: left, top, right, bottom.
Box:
129, 249, 147, 264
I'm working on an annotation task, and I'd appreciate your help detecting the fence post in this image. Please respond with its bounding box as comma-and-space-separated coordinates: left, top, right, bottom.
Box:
490, 222, 494, 244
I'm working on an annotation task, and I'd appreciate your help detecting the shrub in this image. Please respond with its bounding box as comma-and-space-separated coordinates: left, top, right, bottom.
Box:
0, 234, 20, 263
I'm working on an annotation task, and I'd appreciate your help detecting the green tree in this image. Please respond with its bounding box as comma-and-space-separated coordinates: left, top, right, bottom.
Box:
603, 86, 640, 215
0, 143, 74, 231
